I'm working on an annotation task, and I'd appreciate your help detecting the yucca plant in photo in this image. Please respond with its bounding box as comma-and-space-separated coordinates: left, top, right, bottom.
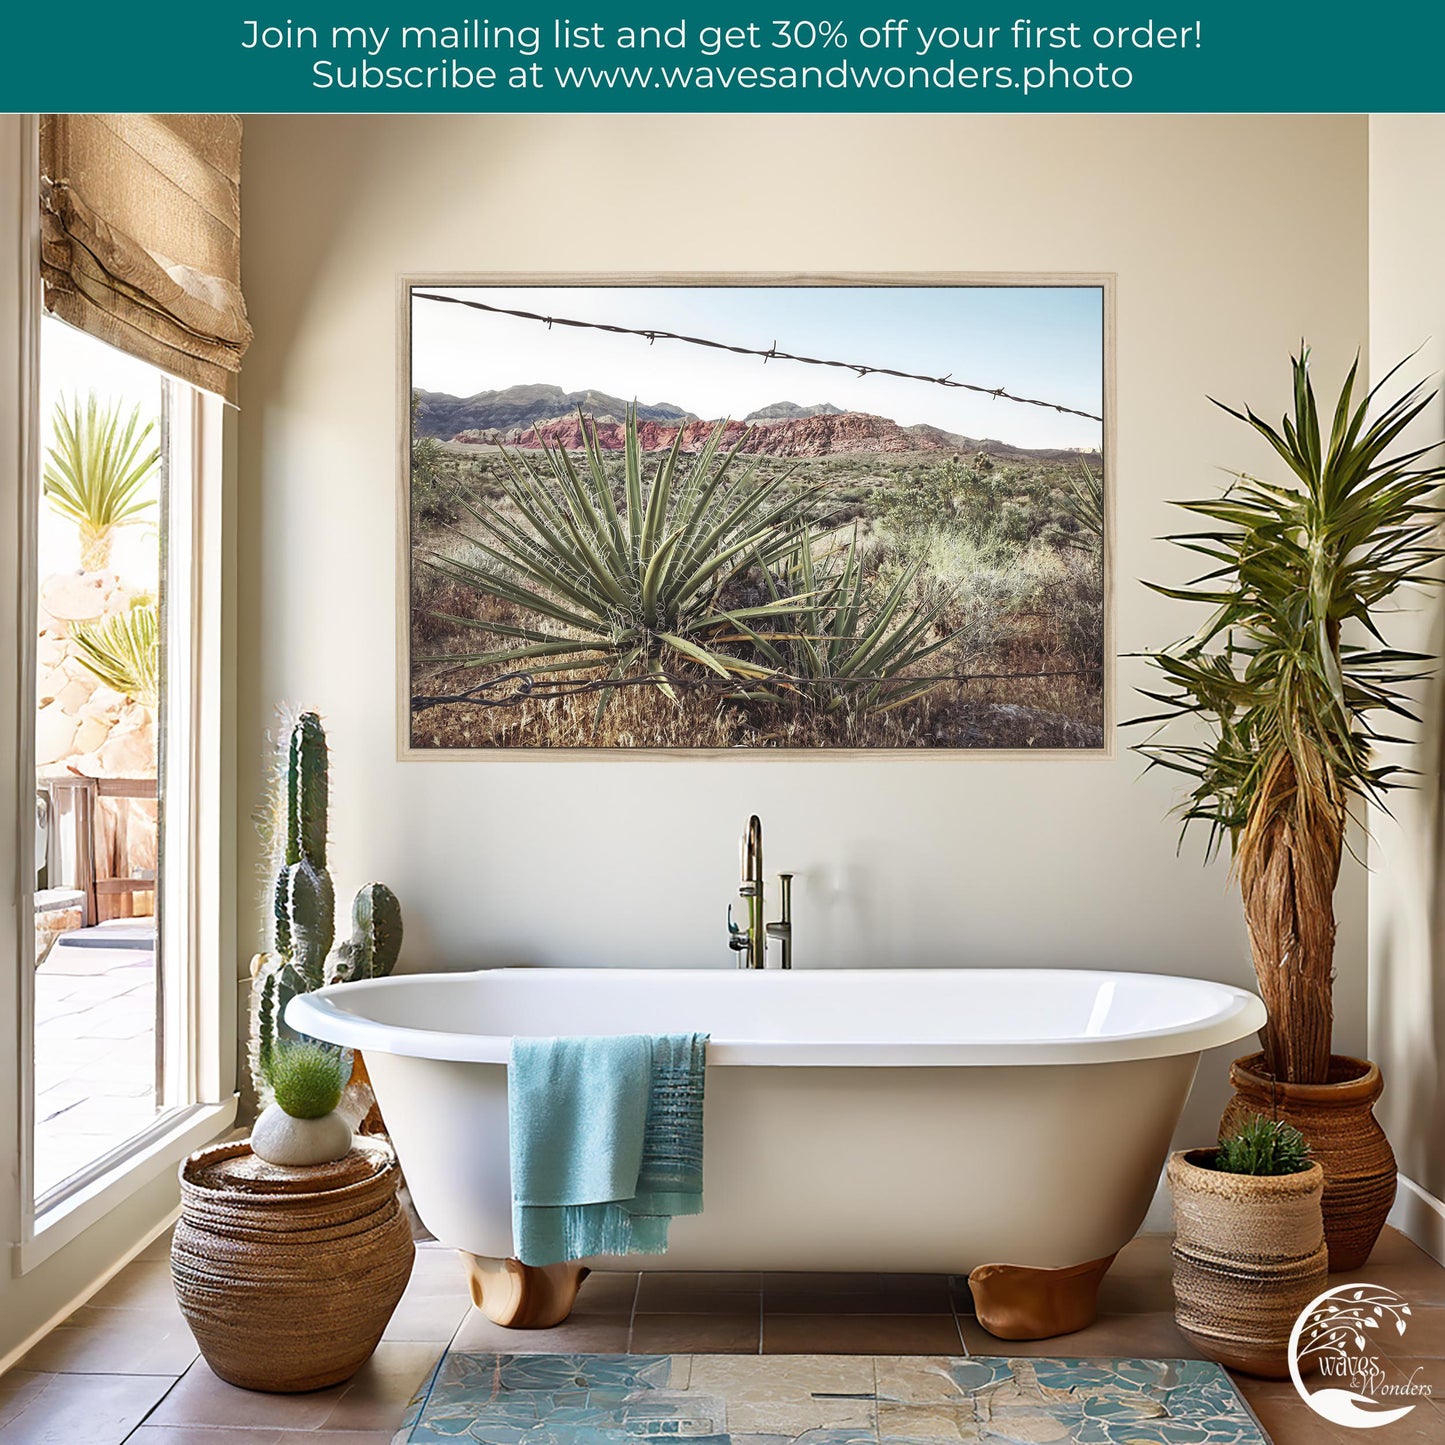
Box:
735, 529, 967, 716
43, 394, 159, 571
1060, 459, 1105, 552
420, 409, 827, 711
1134, 346, 1445, 1084
71, 600, 159, 708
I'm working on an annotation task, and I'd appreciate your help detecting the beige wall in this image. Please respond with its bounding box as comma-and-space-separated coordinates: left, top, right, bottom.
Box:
236, 114, 1370, 1144
1368, 114, 1445, 1255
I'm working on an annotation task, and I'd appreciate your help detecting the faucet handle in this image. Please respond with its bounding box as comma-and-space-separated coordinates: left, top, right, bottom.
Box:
727, 903, 749, 951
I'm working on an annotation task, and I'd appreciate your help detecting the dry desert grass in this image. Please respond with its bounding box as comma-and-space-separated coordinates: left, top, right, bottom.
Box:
408, 445, 1105, 751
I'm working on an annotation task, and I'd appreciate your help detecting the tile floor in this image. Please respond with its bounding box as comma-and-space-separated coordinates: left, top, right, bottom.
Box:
2, 1226, 1443, 1443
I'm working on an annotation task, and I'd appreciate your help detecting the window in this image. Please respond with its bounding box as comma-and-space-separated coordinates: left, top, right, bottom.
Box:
29, 315, 215, 1210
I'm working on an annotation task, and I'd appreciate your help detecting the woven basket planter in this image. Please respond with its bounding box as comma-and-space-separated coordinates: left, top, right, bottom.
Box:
173, 1138, 414, 1393
1222, 1052, 1396, 1273
1168, 1149, 1327, 1379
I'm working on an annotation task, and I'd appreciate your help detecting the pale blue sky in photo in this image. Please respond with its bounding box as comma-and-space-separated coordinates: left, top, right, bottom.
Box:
412, 285, 1104, 450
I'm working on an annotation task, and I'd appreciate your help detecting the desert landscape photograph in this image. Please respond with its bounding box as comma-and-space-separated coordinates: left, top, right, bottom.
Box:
406, 281, 1106, 750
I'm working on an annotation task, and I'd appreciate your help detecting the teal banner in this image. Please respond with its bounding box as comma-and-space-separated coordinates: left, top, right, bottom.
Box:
5, 3, 1443, 111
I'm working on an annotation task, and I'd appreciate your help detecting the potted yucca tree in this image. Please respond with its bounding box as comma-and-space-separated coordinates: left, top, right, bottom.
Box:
1136, 345, 1444, 1270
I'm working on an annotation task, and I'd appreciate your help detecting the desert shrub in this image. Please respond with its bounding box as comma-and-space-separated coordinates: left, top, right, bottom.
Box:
1051, 552, 1106, 678
995, 502, 1033, 545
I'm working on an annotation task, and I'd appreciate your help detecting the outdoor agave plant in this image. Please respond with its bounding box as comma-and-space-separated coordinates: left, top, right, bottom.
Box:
734, 528, 966, 717
70, 601, 159, 707
421, 409, 828, 710
43, 394, 159, 571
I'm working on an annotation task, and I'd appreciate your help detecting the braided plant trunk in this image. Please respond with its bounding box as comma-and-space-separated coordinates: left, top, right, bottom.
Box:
1237, 749, 1343, 1087
78, 526, 113, 573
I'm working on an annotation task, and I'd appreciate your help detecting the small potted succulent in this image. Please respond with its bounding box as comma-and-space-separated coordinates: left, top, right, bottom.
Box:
1169, 1116, 1327, 1378
251, 1038, 354, 1167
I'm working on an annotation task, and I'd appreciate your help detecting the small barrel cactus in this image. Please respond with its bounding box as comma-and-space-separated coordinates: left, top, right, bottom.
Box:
265, 1038, 348, 1120
326, 883, 403, 986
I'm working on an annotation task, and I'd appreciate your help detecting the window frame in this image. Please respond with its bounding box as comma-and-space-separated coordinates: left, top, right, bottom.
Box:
12, 116, 236, 1272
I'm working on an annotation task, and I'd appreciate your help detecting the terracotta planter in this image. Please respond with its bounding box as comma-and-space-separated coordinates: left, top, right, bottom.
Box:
1221, 1052, 1396, 1273
1168, 1149, 1328, 1378
172, 1139, 413, 1392
349, 1049, 388, 1137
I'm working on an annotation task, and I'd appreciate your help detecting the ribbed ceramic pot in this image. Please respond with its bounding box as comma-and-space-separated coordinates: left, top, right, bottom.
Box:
1168, 1150, 1327, 1379
172, 1138, 414, 1392
1221, 1052, 1396, 1273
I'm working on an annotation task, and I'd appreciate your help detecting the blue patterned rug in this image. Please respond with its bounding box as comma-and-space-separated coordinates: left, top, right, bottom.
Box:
395, 1351, 1269, 1444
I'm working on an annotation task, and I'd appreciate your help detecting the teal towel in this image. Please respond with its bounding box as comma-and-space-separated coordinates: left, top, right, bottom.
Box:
509, 1033, 708, 1267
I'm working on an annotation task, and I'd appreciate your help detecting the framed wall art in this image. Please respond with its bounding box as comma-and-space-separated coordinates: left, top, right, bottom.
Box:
401, 275, 1110, 754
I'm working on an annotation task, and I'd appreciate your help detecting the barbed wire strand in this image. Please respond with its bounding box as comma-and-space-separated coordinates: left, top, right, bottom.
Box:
412, 666, 1096, 713
413, 292, 1105, 425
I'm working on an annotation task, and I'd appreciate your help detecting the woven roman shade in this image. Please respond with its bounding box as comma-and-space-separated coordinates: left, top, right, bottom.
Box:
40, 114, 252, 400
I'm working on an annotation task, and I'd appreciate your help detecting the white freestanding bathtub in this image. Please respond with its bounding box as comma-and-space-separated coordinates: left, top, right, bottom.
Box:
290, 966, 1263, 1324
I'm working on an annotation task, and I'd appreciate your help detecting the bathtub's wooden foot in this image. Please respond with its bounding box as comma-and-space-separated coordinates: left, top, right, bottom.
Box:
968, 1253, 1117, 1341
460, 1254, 590, 1328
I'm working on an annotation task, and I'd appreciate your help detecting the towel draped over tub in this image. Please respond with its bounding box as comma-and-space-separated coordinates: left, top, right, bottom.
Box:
508, 1032, 708, 1266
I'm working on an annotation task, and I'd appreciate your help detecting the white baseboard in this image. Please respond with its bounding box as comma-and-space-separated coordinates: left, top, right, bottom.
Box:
1389, 1173, 1445, 1265
0, 1203, 180, 1378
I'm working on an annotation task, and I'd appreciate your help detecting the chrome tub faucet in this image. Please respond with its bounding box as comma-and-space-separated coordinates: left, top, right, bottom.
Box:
727, 814, 793, 969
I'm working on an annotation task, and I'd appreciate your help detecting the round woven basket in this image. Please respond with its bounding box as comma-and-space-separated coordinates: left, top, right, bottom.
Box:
1168, 1149, 1327, 1379
1222, 1052, 1396, 1273
172, 1138, 414, 1393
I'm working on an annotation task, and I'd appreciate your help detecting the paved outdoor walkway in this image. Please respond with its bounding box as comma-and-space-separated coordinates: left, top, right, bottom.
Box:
34, 927, 159, 1199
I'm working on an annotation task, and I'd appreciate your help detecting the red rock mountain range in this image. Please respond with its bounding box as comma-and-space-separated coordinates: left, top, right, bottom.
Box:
452, 411, 1090, 462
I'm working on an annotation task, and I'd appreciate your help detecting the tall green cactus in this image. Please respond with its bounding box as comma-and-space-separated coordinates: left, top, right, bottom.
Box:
327, 883, 403, 985
250, 709, 403, 1109
287, 710, 329, 869
253, 711, 335, 1083
271, 711, 332, 982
